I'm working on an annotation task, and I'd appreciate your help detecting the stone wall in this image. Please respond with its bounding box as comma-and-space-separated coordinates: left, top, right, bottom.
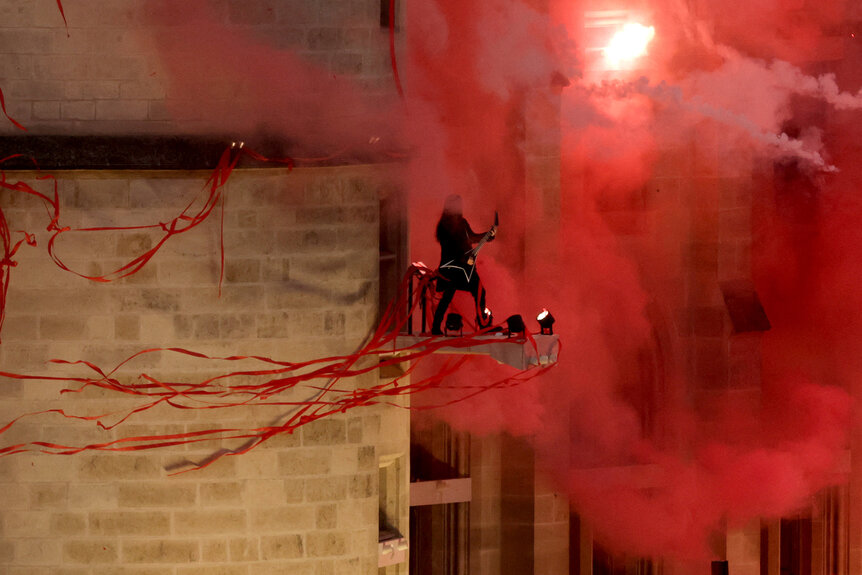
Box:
0, 0, 398, 135
0, 164, 409, 574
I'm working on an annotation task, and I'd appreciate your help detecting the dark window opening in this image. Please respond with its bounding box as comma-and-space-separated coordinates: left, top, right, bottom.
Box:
593, 543, 660, 575
780, 515, 812, 575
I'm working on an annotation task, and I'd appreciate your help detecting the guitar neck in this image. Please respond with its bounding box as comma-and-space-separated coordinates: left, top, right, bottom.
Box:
471, 227, 495, 256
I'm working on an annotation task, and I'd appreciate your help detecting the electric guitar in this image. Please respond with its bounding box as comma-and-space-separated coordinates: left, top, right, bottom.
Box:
439, 211, 498, 283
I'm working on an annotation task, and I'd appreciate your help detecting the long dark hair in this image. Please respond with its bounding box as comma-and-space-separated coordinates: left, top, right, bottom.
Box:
436, 194, 463, 242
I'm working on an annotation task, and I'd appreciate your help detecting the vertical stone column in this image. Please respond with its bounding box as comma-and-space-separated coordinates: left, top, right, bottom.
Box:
762, 519, 781, 575
470, 434, 503, 574
523, 71, 564, 289
850, 428, 862, 575
500, 434, 535, 575
726, 519, 762, 575
522, 4, 568, 573
534, 472, 571, 574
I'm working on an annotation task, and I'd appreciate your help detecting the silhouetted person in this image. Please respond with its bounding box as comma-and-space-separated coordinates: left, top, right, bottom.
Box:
431, 194, 496, 335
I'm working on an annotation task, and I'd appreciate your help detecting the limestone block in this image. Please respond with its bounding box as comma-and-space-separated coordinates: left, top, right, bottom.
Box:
38, 315, 89, 340
306, 531, 348, 557
224, 259, 261, 283
89, 510, 171, 536
32, 100, 60, 120
4, 510, 51, 537
200, 481, 243, 506
348, 473, 376, 499
0, 483, 29, 510
305, 476, 349, 502
95, 100, 148, 121
316, 504, 338, 529
62, 539, 118, 564
251, 506, 315, 532
60, 100, 96, 121
68, 483, 118, 510
121, 539, 200, 563
118, 482, 197, 507
64, 80, 121, 100
260, 534, 304, 560
229, 536, 260, 562
248, 560, 316, 575
33, 54, 89, 81
28, 482, 68, 508
241, 479, 288, 507
302, 419, 346, 446
200, 539, 229, 562
50, 512, 86, 536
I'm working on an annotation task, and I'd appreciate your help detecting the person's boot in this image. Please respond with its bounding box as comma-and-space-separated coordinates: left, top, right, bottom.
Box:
431, 313, 445, 335
431, 305, 447, 335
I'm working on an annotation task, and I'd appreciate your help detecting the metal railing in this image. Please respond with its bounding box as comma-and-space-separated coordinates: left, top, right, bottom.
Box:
405, 263, 437, 336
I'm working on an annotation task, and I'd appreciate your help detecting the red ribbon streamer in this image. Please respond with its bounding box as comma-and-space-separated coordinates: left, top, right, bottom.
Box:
389, 0, 405, 98
0, 145, 292, 301
0, 86, 26, 131
0, 265, 560, 472
46, 145, 242, 284
0, 143, 559, 474
56, 0, 70, 36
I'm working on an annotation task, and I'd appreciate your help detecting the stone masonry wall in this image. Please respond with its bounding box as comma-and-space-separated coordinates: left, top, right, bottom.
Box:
0, 0, 397, 135
0, 164, 407, 574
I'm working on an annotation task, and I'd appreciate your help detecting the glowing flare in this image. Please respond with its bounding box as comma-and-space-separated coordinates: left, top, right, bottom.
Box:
604, 23, 655, 66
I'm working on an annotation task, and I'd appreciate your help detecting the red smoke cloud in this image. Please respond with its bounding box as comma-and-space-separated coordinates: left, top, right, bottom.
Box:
141, 0, 404, 154
139, 0, 859, 562
401, 0, 857, 562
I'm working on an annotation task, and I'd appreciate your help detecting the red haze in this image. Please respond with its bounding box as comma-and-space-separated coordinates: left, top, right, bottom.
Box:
139, 0, 859, 562
141, 0, 404, 153
402, 0, 857, 561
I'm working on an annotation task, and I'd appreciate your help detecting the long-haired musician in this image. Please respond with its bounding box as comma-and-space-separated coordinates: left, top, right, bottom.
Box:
431, 194, 496, 335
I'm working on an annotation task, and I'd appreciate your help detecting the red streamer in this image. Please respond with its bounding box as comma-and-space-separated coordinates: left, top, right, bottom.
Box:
0, 265, 559, 473
0, 211, 36, 343
0, 143, 558, 473
0, 144, 296, 337
0, 86, 26, 131
56, 0, 69, 36
46, 144, 242, 284
0, 140, 408, 344
389, 0, 405, 98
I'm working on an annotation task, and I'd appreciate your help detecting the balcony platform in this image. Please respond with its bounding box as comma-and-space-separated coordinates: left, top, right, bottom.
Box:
389, 333, 560, 370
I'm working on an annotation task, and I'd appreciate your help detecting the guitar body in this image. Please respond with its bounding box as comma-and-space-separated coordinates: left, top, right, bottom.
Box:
439, 257, 479, 285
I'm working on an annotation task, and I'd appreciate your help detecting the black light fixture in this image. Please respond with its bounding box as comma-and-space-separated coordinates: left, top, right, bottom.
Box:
445, 313, 463, 336
537, 308, 555, 335
505, 314, 525, 337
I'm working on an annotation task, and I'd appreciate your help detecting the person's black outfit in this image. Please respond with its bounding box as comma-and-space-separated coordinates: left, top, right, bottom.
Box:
431, 195, 494, 335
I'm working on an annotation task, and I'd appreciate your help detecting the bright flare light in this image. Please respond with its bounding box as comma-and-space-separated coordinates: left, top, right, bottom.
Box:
604, 23, 655, 66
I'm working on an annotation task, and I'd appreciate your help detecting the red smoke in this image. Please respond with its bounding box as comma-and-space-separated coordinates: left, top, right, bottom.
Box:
140, 0, 404, 154
398, 0, 857, 562
37, 0, 859, 562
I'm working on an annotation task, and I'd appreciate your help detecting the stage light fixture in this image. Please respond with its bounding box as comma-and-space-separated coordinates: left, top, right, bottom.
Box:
445, 313, 463, 335
537, 308, 555, 335
505, 314, 525, 337
480, 307, 493, 328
